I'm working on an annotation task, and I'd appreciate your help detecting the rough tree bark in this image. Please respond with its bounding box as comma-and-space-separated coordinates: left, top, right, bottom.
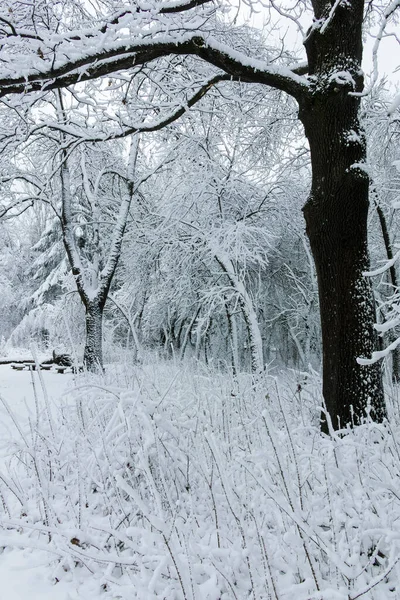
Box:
83, 298, 106, 370
300, 0, 386, 429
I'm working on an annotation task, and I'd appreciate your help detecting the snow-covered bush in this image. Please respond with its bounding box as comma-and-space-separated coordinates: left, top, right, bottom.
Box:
1, 363, 400, 599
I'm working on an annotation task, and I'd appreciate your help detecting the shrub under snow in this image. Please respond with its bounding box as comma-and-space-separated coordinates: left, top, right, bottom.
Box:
0, 362, 400, 599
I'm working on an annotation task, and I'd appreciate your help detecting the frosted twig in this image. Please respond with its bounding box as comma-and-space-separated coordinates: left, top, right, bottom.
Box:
320, 0, 342, 34
352, 0, 400, 97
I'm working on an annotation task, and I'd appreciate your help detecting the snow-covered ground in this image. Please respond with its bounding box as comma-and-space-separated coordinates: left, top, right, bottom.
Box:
0, 547, 74, 600
0, 364, 73, 423
0, 361, 400, 599
0, 365, 77, 599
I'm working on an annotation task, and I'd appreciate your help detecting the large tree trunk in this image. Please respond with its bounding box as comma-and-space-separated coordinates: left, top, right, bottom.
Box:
300, 0, 387, 430
83, 299, 105, 371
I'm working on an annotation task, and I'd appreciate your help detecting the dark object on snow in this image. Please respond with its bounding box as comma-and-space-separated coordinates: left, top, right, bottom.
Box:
1, 359, 27, 365
52, 350, 73, 367
24, 363, 37, 370
40, 364, 52, 371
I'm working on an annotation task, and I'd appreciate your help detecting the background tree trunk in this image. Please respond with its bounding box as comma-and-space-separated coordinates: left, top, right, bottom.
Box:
214, 251, 263, 373
83, 299, 105, 371
374, 199, 400, 382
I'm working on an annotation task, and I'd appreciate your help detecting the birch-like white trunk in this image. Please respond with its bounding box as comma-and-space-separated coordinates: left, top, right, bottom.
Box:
213, 248, 264, 374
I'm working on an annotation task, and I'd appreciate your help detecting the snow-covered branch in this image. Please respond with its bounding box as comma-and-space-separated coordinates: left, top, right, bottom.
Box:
352, 0, 400, 97
39, 74, 232, 142
0, 35, 309, 101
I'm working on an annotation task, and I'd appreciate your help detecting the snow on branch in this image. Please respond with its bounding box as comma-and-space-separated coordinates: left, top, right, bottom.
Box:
0, 33, 309, 101
158, 0, 213, 13
0, 197, 33, 220
40, 74, 232, 142
389, 93, 400, 117
363, 248, 400, 277
352, 0, 400, 97
357, 335, 400, 365
320, 0, 343, 34
194, 36, 309, 99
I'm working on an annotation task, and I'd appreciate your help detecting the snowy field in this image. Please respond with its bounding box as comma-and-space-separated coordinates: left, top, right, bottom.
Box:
0, 362, 400, 599
0, 364, 74, 428
0, 364, 78, 599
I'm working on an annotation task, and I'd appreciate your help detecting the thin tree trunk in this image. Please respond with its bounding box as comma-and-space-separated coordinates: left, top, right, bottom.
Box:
180, 307, 201, 360
214, 251, 263, 374
374, 199, 400, 382
225, 304, 240, 375
288, 325, 306, 368
107, 294, 142, 361
195, 319, 203, 360
204, 317, 212, 365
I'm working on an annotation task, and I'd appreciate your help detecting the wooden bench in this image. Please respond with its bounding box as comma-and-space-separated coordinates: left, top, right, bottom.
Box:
24, 363, 37, 371
11, 364, 26, 371
55, 367, 67, 374
40, 364, 53, 371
